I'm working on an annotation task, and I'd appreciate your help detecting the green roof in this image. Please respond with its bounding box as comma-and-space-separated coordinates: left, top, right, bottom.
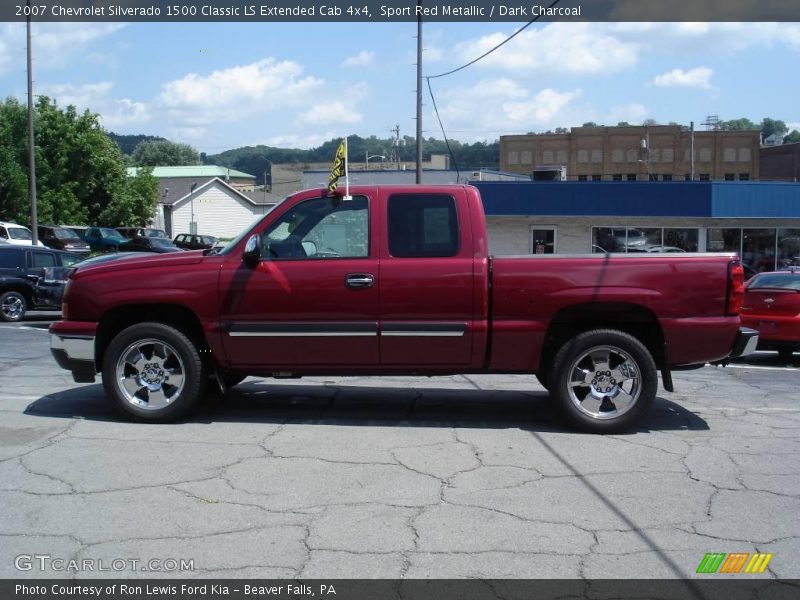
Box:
126, 165, 256, 179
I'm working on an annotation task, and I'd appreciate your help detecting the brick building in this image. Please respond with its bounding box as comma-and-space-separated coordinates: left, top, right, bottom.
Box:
500, 125, 760, 182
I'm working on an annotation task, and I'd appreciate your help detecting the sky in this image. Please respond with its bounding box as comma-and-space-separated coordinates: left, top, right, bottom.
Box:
0, 20, 799, 154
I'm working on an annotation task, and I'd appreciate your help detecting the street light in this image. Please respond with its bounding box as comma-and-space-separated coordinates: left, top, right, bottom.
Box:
189, 181, 197, 234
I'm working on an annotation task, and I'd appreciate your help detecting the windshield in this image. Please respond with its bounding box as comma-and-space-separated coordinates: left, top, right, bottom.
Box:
8, 227, 32, 240
748, 273, 800, 291
151, 239, 175, 248
54, 227, 81, 240
145, 229, 168, 238
100, 228, 125, 240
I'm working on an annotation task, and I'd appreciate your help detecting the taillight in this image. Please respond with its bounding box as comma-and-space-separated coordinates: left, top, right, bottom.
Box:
726, 261, 745, 316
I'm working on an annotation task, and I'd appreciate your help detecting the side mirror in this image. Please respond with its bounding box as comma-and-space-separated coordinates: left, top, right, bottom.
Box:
242, 234, 262, 267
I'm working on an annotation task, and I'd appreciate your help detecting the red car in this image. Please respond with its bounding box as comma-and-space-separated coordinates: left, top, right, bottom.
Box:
741, 269, 800, 363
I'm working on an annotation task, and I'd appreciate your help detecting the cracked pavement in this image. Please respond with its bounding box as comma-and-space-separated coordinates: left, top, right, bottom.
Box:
1, 322, 798, 579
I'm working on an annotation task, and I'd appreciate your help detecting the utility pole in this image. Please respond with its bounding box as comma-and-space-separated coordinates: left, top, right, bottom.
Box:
391, 124, 401, 170
415, 3, 423, 184
26, 2, 38, 243
690, 121, 695, 181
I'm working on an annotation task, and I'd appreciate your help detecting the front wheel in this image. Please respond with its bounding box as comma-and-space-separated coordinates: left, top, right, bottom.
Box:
0, 291, 27, 322
549, 329, 657, 434
102, 322, 206, 422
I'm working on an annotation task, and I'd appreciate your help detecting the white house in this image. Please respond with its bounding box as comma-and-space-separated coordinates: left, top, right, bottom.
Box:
127, 166, 279, 238
165, 177, 277, 239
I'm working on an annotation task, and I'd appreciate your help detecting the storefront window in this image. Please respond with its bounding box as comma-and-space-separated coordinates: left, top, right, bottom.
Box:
707, 228, 741, 253
592, 227, 698, 253
743, 229, 777, 273
664, 228, 699, 252
778, 229, 800, 268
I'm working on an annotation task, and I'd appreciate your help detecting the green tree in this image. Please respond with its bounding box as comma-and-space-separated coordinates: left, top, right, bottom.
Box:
132, 139, 200, 166
582, 121, 599, 128
99, 166, 159, 226
721, 117, 758, 130
784, 130, 800, 144
0, 96, 158, 228
761, 117, 788, 139
0, 98, 28, 224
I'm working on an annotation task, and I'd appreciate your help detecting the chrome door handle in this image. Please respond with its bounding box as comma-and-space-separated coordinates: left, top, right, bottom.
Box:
345, 274, 374, 288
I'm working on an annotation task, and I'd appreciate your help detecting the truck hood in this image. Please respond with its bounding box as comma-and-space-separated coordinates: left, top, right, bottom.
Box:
71, 251, 207, 280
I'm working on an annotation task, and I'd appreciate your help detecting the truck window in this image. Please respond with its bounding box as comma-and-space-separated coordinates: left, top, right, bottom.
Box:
263, 195, 369, 259
387, 194, 459, 258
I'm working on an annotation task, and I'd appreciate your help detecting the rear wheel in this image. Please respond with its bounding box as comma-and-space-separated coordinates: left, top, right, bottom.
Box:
549, 329, 657, 433
102, 322, 205, 422
0, 291, 27, 322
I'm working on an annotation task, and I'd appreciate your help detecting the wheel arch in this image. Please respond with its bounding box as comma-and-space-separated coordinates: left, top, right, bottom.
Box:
95, 304, 209, 368
539, 302, 666, 376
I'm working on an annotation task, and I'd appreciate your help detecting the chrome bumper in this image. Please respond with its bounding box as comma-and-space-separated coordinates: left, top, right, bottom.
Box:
730, 327, 759, 358
50, 333, 96, 383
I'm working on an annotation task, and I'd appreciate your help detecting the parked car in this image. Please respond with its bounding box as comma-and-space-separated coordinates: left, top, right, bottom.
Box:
50, 184, 757, 432
0, 221, 45, 247
65, 226, 88, 238
117, 227, 169, 240
37, 225, 90, 255
740, 269, 800, 363
119, 237, 182, 253
173, 233, 218, 251
0, 245, 83, 321
83, 227, 127, 252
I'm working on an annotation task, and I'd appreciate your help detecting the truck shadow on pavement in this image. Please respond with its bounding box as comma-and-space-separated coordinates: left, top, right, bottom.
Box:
25, 380, 709, 433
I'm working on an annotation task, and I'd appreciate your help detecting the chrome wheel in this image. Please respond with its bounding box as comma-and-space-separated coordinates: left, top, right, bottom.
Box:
115, 338, 186, 410
0, 292, 26, 322
566, 345, 641, 420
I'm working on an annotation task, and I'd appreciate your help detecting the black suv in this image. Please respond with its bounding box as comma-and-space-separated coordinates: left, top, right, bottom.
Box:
172, 233, 218, 250
37, 225, 90, 254
0, 246, 83, 322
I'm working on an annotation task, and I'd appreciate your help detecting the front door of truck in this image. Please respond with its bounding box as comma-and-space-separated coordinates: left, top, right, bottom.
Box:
219, 192, 379, 368
378, 189, 475, 366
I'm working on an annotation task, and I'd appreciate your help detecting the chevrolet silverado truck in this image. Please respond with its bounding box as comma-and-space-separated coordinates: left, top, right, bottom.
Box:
50, 185, 758, 433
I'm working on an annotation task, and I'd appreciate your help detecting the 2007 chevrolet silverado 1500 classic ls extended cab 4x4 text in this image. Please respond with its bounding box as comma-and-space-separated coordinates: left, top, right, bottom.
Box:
50, 185, 758, 433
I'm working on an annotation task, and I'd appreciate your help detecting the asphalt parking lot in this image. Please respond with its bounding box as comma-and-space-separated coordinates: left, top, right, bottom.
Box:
1, 314, 798, 580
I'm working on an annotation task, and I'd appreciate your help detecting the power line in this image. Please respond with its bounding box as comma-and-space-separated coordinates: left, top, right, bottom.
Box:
426, 78, 460, 182
426, 0, 561, 80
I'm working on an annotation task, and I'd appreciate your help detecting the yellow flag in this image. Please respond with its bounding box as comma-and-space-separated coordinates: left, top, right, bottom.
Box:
327, 139, 346, 192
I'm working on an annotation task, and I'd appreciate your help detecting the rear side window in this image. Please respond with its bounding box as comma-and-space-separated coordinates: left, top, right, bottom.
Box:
31, 252, 56, 268
388, 194, 459, 258
0, 249, 22, 268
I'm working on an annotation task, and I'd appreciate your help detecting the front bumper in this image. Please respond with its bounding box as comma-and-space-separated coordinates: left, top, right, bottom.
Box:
729, 327, 759, 358
50, 333, 96, 383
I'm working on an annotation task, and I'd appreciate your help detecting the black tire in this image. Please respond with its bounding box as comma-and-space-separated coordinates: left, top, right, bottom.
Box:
548, 329, 657, 434
777, 349, 795, 364
102, 322, 206, 422
0, 290, 27, 322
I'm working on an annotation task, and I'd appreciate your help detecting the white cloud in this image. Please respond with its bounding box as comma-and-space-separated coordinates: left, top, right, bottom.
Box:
653, 67, 714, 89
158, 58, 324, 127
453, 23, 640, 74
606, 103, 649, 124
38, 81, 150, 130
264, 132, 339, 149
298, 101, 362, 125
429, 79, 585, 139
0, 23, 125, 74
503, 89, 584, 124
342, 50, 375, 68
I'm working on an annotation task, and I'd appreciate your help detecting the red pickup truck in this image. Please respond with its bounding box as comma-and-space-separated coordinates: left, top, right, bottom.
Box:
50, 185, 757, 432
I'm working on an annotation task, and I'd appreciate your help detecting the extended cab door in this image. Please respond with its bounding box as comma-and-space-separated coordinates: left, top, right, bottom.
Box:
378, 189, 476, 366
219, 190, 379, 368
